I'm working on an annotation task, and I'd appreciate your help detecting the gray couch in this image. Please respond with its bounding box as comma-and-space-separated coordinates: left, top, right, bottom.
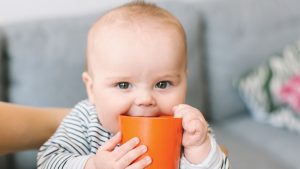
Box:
1, 0, 300, 168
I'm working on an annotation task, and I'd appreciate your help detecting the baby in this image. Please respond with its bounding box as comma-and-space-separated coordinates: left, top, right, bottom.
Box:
37, 1, 229, 169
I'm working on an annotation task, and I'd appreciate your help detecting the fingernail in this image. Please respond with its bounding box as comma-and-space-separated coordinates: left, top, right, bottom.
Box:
140, 145, 147, 152
133, 137, 139, 144
145, 156, 152, 164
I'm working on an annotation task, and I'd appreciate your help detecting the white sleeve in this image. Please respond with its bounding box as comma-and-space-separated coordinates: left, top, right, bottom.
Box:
180, 135, 230, 169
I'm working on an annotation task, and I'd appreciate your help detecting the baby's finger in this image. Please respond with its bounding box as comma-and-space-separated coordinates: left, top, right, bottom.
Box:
117, 145, 149, 168
175, 109, 200, 129
173, 104, 200, 116
186, 119, 202, 134
99, 132, 122, 151
182, 130, 208, 147
173, 104, 189, 117
126, 156, 152, 169
181, 108, 206, 126
113, 137, 140, 160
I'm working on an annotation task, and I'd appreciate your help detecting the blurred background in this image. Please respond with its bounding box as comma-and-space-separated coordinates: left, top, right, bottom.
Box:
0, 0, 300, 168
0, 0, 198, 25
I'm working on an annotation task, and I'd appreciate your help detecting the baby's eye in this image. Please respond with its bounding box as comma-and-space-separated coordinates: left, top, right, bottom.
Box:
117, 82, 131, 89
155, 81, 171, 89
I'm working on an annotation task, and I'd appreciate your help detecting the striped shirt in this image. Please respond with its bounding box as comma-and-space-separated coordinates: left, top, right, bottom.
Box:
37, 100, 229, 169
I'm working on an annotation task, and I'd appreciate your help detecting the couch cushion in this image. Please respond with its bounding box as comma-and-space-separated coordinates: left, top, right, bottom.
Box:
3, 15, 99, 107
212, 114, 300, 169
196, 0, 300, 120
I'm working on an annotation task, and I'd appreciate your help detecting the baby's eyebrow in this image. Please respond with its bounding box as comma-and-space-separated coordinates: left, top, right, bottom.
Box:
103, 73, 182, 81
104, 76, 132, 81
158, 74, 181, 79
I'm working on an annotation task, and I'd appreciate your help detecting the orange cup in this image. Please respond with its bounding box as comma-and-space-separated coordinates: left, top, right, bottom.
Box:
119, 115, 183, 169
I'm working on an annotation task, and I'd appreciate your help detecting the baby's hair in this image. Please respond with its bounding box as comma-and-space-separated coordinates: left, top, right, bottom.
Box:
85, 0, 187, 72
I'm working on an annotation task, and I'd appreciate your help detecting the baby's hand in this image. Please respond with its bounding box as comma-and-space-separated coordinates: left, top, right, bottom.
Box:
173, 104, 211, 164
85, 132, 151, 169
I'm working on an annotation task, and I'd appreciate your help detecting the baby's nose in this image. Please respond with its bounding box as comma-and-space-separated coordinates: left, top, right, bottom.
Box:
134, 90, 156, 107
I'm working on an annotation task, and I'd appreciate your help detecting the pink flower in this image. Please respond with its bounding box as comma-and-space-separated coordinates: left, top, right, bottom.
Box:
279, 74, 300, 114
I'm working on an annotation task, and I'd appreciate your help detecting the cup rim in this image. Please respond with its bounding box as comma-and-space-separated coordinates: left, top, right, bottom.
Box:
119, 115, 181, 120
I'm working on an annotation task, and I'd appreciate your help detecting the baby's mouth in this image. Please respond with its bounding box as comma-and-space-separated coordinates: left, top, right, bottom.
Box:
126, 109, 160, 117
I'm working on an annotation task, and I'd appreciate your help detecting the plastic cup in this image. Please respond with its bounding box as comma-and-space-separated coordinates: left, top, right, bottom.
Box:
119, 115, 183, 169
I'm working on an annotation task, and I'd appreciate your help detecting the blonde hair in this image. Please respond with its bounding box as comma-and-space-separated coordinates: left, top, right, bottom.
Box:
85, 0, 187, 72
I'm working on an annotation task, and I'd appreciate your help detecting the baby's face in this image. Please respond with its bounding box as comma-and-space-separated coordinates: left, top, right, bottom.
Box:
84, 24, 187, 134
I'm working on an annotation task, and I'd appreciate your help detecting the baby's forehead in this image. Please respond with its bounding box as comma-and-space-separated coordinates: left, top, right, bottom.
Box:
86, 2, 187, 72
88, 7, 185, 47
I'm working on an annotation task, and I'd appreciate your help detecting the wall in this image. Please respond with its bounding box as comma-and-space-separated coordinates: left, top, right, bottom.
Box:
0, 0, 199, 25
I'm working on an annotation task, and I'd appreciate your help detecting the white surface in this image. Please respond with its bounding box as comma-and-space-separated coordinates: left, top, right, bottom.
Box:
0, 0, 200, 25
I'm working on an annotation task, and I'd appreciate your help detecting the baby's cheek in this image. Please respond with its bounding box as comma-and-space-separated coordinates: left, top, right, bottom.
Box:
97, 113, 118, 134
159, 97, 181, 112
155, 104, 172, 116
162, 111, 174, 116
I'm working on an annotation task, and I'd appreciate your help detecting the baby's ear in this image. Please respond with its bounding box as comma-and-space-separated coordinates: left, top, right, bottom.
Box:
82, 72, 95, 104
